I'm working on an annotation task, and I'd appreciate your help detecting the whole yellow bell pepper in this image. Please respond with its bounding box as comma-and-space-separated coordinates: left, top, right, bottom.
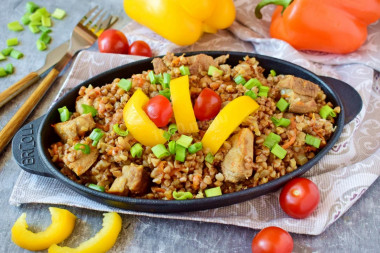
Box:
202, 96, 259, 154
123, 0, 236, 45
123, 89, 167, 147
170, 75, 199, 134
11, 207, 76, 251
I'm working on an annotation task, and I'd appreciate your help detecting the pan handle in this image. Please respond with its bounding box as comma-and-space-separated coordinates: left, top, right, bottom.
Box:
318, 76, 363, 125
12, 116, 54, 178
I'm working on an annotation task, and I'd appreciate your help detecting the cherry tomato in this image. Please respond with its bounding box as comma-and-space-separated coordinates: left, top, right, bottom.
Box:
251, 226, 293, 253
279, 177, 320, 219
144, 95, 173, 127
98, 29, 129, 54
128, 40, 152, 57
193, 88, 222, 121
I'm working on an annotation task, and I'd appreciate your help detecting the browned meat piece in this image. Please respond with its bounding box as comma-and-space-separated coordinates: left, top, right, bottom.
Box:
214, 54, 229, 65
53, 113, 96, 142
108, 163, 149, 195
277, 75, 321, 113
221, 128, 254, 183
278, 75, 320, 98
152, 58, 168, 74
162, 52, 174, 66
67, 147, 98, 176
187, 54, 217, 75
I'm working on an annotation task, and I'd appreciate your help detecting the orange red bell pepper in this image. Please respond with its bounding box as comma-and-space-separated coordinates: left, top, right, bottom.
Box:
255, 0, 380, 54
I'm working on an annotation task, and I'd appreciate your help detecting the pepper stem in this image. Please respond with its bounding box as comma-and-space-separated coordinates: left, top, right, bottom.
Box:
255, 0, 293, 19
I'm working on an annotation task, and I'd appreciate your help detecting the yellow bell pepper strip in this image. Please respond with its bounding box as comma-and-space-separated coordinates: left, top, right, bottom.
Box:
123, 0, 236, 45
11, 207, 76, 251
202, 96, 259, 154
48, 212, 122, 253
170, 75, 199, 134
123, 89, 167, 147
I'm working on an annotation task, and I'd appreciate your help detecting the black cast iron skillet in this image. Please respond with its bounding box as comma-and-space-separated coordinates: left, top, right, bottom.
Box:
12, 51, 362, 213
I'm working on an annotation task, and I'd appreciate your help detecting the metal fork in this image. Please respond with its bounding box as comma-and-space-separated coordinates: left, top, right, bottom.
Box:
0, 6, 118, 153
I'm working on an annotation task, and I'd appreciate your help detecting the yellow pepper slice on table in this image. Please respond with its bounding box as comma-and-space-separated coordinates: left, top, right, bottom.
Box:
170, 75, 199, 134
48, 212, 122, 253
123, 0, 236, 45
202, 96, 259, 154
11, 207, 76, 251
123, 89, 167, 147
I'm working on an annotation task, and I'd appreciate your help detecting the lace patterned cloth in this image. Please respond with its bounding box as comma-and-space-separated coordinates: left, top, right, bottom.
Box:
10, 0, 380, 235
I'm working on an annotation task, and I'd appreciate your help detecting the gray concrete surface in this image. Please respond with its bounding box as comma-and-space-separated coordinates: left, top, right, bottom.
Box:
1, 0, 379, 252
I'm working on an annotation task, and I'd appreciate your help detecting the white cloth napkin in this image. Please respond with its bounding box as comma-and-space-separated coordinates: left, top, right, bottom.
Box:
10, 0, 380, 235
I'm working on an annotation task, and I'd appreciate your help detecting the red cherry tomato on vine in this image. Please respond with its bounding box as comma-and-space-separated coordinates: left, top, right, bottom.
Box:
144, 95, 173, 127
251, 226, 293, 253
279, 177, 320, 219
98, 29, 129, 54
128, 40, 152, 57
193, 88, 222, 121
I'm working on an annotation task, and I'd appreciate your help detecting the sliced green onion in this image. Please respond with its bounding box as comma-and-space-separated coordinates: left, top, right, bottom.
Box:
52, 8, 66, 20
2, 47, 13, 56
88, 184, 105, 192
7, 38, 18, 46
234, 75, 246, 85
163, 73, 171, 88
271, 117, 291, 127
244, 78, 262, 89
159, 89, 171, 100
0, 53, 5, 61
58, 106, 71, 122
117, 78, 132, 91
319, 105, 336, 119
263, 132, 281, 149
176, 135, 193, 148
0, 68, 7, 77
36, 40, 47, 51
276, 98, 289, 112
173, 191, 193, 200
29, 12, 42, 22
26, 1, 40, 13
130, 143, 143, 158
305, 134, 321, 148
258, 85, 270, 97
271, 143, 287, 159
205, 152, 214, 164
30, 20, 42, 26
205, 186, 222, 197
168, 124, 178, 135
270, 69, 277, 76
39, 26, 51, 33
208, 66, 223, 76
10, 50, 24, 59
5, 63, 14, 74
188, 142, 203, 154
113, 124, 129, 136
168, 141, 176, 154
39, 31, 51, 44
175, 145, 186, 162
148, 71, 156, 84
245, 90, 257, 100
7, 21, 24, 31
89, 128, 104, 146
81, 104, 97, 117
36, 7, 50, 17
74, 143, 90, 154
152, 144, 170, 159
162, 131, 171, 141
21, 14, 31, 25
28, 24, 40, 33
179, 65, 190, 76
41, 16, 51, 27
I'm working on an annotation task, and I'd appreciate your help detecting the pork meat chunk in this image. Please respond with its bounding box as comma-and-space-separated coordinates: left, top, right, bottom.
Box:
53, 113, 96, 142
152, 58, 168, 74
108, 163, 149, 195
277, 75, 321, 113
187, 54, 217, 75
66, 147, 98, 176
221, 128, 254, 183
